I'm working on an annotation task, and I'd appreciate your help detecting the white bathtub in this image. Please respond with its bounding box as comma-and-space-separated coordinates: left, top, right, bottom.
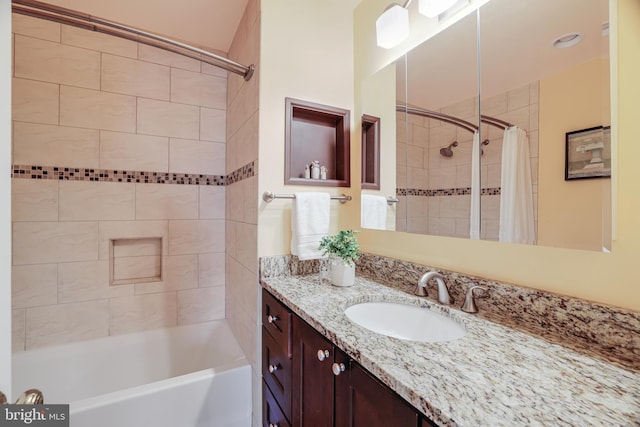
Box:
12, 320, 252, 427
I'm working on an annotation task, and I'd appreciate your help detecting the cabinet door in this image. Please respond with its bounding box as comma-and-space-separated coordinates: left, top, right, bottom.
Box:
292, 316, 335, 427
335, 352, 420, 427
263, 327, 292, 418
263, 381, 292, 427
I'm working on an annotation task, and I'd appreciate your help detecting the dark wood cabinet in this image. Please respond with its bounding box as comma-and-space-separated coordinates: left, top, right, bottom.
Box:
292, 315, 335, 427
335, 353, 420, 427
262, 289, 436, 427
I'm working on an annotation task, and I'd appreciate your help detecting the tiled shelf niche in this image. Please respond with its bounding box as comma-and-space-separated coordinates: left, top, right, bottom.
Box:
110, 237, 162, 286
285, 97, 351, 187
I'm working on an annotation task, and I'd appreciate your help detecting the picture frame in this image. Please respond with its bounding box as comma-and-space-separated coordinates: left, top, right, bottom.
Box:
565, 126, 611, 180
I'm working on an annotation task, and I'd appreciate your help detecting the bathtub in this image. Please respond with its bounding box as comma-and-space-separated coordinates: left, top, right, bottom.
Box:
12, 320, 252, 427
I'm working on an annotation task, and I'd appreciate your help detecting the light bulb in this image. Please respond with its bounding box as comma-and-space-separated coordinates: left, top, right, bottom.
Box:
376, 4, 409, 49
418, 0, 458, 18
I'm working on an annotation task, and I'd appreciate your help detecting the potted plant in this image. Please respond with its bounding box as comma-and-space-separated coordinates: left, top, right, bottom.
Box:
318, 229, 361, 287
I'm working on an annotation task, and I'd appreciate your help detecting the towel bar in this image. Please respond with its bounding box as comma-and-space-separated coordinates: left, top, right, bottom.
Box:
263, 191, 352, 204
387, 197, 400, 205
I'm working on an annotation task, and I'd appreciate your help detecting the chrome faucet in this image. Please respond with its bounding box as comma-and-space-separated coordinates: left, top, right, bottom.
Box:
414, 271, 451, 305
461, 285, 487, 313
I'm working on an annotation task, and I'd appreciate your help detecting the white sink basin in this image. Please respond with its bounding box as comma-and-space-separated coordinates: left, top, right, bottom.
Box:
344, 302, 466, 343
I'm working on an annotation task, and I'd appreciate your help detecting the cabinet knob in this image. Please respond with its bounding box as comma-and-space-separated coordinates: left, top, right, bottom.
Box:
317, 349, 330, 361
268, 364, 279, 373
267, 314, 278, 324
332, 362, 346, 376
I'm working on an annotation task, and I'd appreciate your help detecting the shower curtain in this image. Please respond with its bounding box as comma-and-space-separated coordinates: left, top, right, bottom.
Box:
499, 126, 535, 244
469, 131, 481, 240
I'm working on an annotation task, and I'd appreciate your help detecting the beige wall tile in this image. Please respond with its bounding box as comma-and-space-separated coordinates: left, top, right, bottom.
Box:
13, 122, 99, 167
60, 85, 136, 132
169, 138, 225, 175
12, 78, 59, 125
101, 54, 170, 100
236, 222, 257, 273
12, 264, 58, 309
98, 220, 168, 260
112, 255, 161, 283
61, 25, 137, 58
109, 293, 178, 335
198, 253, 225, 287
134, 254, 198, 294
508, 84, 531, 111
201, 63, 228, 78
199, 107, 226, 142
99, 131, 169, 172
138, 44, 201, 72
135, 183, 198, 220
199, 186, 225, 219
12, 14, 60, 42
13, 221, 99, 265
137, 98, 199, 139
11, 179, 58, 222
169, 220, 225, 255
58, 260, 133, 304
235, 112, 258, 168
171, 68, 226, 109
177, 286, 225, 325
14, 35, 100, 89
25, 300, 109, 349
59, 181, 135, 221
12, 310, 26, 352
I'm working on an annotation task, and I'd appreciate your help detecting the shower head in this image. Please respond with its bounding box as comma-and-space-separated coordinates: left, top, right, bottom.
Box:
440, 141, 458, 157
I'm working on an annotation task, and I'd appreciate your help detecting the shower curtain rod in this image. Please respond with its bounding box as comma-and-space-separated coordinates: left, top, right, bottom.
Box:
397, 106, 513, 133
11, 0, 255, 81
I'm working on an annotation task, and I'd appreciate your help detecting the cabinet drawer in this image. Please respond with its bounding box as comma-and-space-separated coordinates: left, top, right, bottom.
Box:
263, 380, 292, 427
262, 289, 292, 357
263, 327, 292, 418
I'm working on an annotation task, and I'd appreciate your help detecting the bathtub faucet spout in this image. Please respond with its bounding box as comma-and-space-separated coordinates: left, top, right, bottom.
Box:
15, 389, 44, 404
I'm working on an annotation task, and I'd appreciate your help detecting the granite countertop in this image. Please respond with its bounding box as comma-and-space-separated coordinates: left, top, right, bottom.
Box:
261, 274, 640, 427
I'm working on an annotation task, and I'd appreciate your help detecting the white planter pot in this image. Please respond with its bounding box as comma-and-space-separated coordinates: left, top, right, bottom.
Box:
330, 258, 355, 287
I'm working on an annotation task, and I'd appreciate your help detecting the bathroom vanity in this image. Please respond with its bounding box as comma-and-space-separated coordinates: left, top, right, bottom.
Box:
260, 258, 640, 426
262, 289, 434, 427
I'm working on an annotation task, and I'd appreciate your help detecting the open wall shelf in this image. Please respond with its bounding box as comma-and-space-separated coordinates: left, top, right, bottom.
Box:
285, 97, 351, 187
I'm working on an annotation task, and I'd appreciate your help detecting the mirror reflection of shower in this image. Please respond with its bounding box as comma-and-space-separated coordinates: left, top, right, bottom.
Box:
439, 139, 489, 157
440, 141, 458, 157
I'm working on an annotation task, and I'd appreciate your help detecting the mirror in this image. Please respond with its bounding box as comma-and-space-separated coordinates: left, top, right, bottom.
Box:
361, 0, 611, 252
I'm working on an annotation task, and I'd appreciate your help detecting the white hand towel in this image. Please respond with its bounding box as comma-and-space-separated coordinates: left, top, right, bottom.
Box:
291, 192, 330, 260
361, 194, 388, 230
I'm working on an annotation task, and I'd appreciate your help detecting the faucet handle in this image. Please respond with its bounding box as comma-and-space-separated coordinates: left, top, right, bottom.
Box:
461, 285, 487, 313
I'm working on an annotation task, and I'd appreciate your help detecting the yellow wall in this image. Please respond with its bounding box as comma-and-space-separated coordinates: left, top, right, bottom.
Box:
257, 0, 360, 257
538, 59, 611, 251
354, 0, 640, 311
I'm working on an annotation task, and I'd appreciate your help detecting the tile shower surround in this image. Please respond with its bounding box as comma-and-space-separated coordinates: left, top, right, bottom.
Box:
260, 254, 640, 373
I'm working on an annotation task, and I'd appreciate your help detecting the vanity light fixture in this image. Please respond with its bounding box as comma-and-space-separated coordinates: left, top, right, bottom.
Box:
418, 0, 458, 18
376, 2, 410, 49
552, 32, 584, 48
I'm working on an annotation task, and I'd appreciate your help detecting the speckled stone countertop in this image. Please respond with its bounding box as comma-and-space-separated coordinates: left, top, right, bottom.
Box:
261, 274, 640, 426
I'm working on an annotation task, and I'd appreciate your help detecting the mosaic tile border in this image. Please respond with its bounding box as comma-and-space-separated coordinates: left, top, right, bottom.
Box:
397, 187, 501, 197
11, 160, 256, 186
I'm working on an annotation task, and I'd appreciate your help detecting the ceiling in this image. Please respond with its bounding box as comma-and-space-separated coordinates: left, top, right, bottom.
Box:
42, 0, 250, 52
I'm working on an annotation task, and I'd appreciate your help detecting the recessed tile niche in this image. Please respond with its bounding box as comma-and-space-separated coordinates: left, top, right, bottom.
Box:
285, 97, 351, 187
110, 237, 162, 286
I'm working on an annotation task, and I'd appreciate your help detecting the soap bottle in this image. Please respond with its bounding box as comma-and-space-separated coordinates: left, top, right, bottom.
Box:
311, 161, 320, 179
304, 164, 310, 179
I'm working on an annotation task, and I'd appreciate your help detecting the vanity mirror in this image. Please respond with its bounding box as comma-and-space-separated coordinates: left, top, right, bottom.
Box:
360, 0, 612, 252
